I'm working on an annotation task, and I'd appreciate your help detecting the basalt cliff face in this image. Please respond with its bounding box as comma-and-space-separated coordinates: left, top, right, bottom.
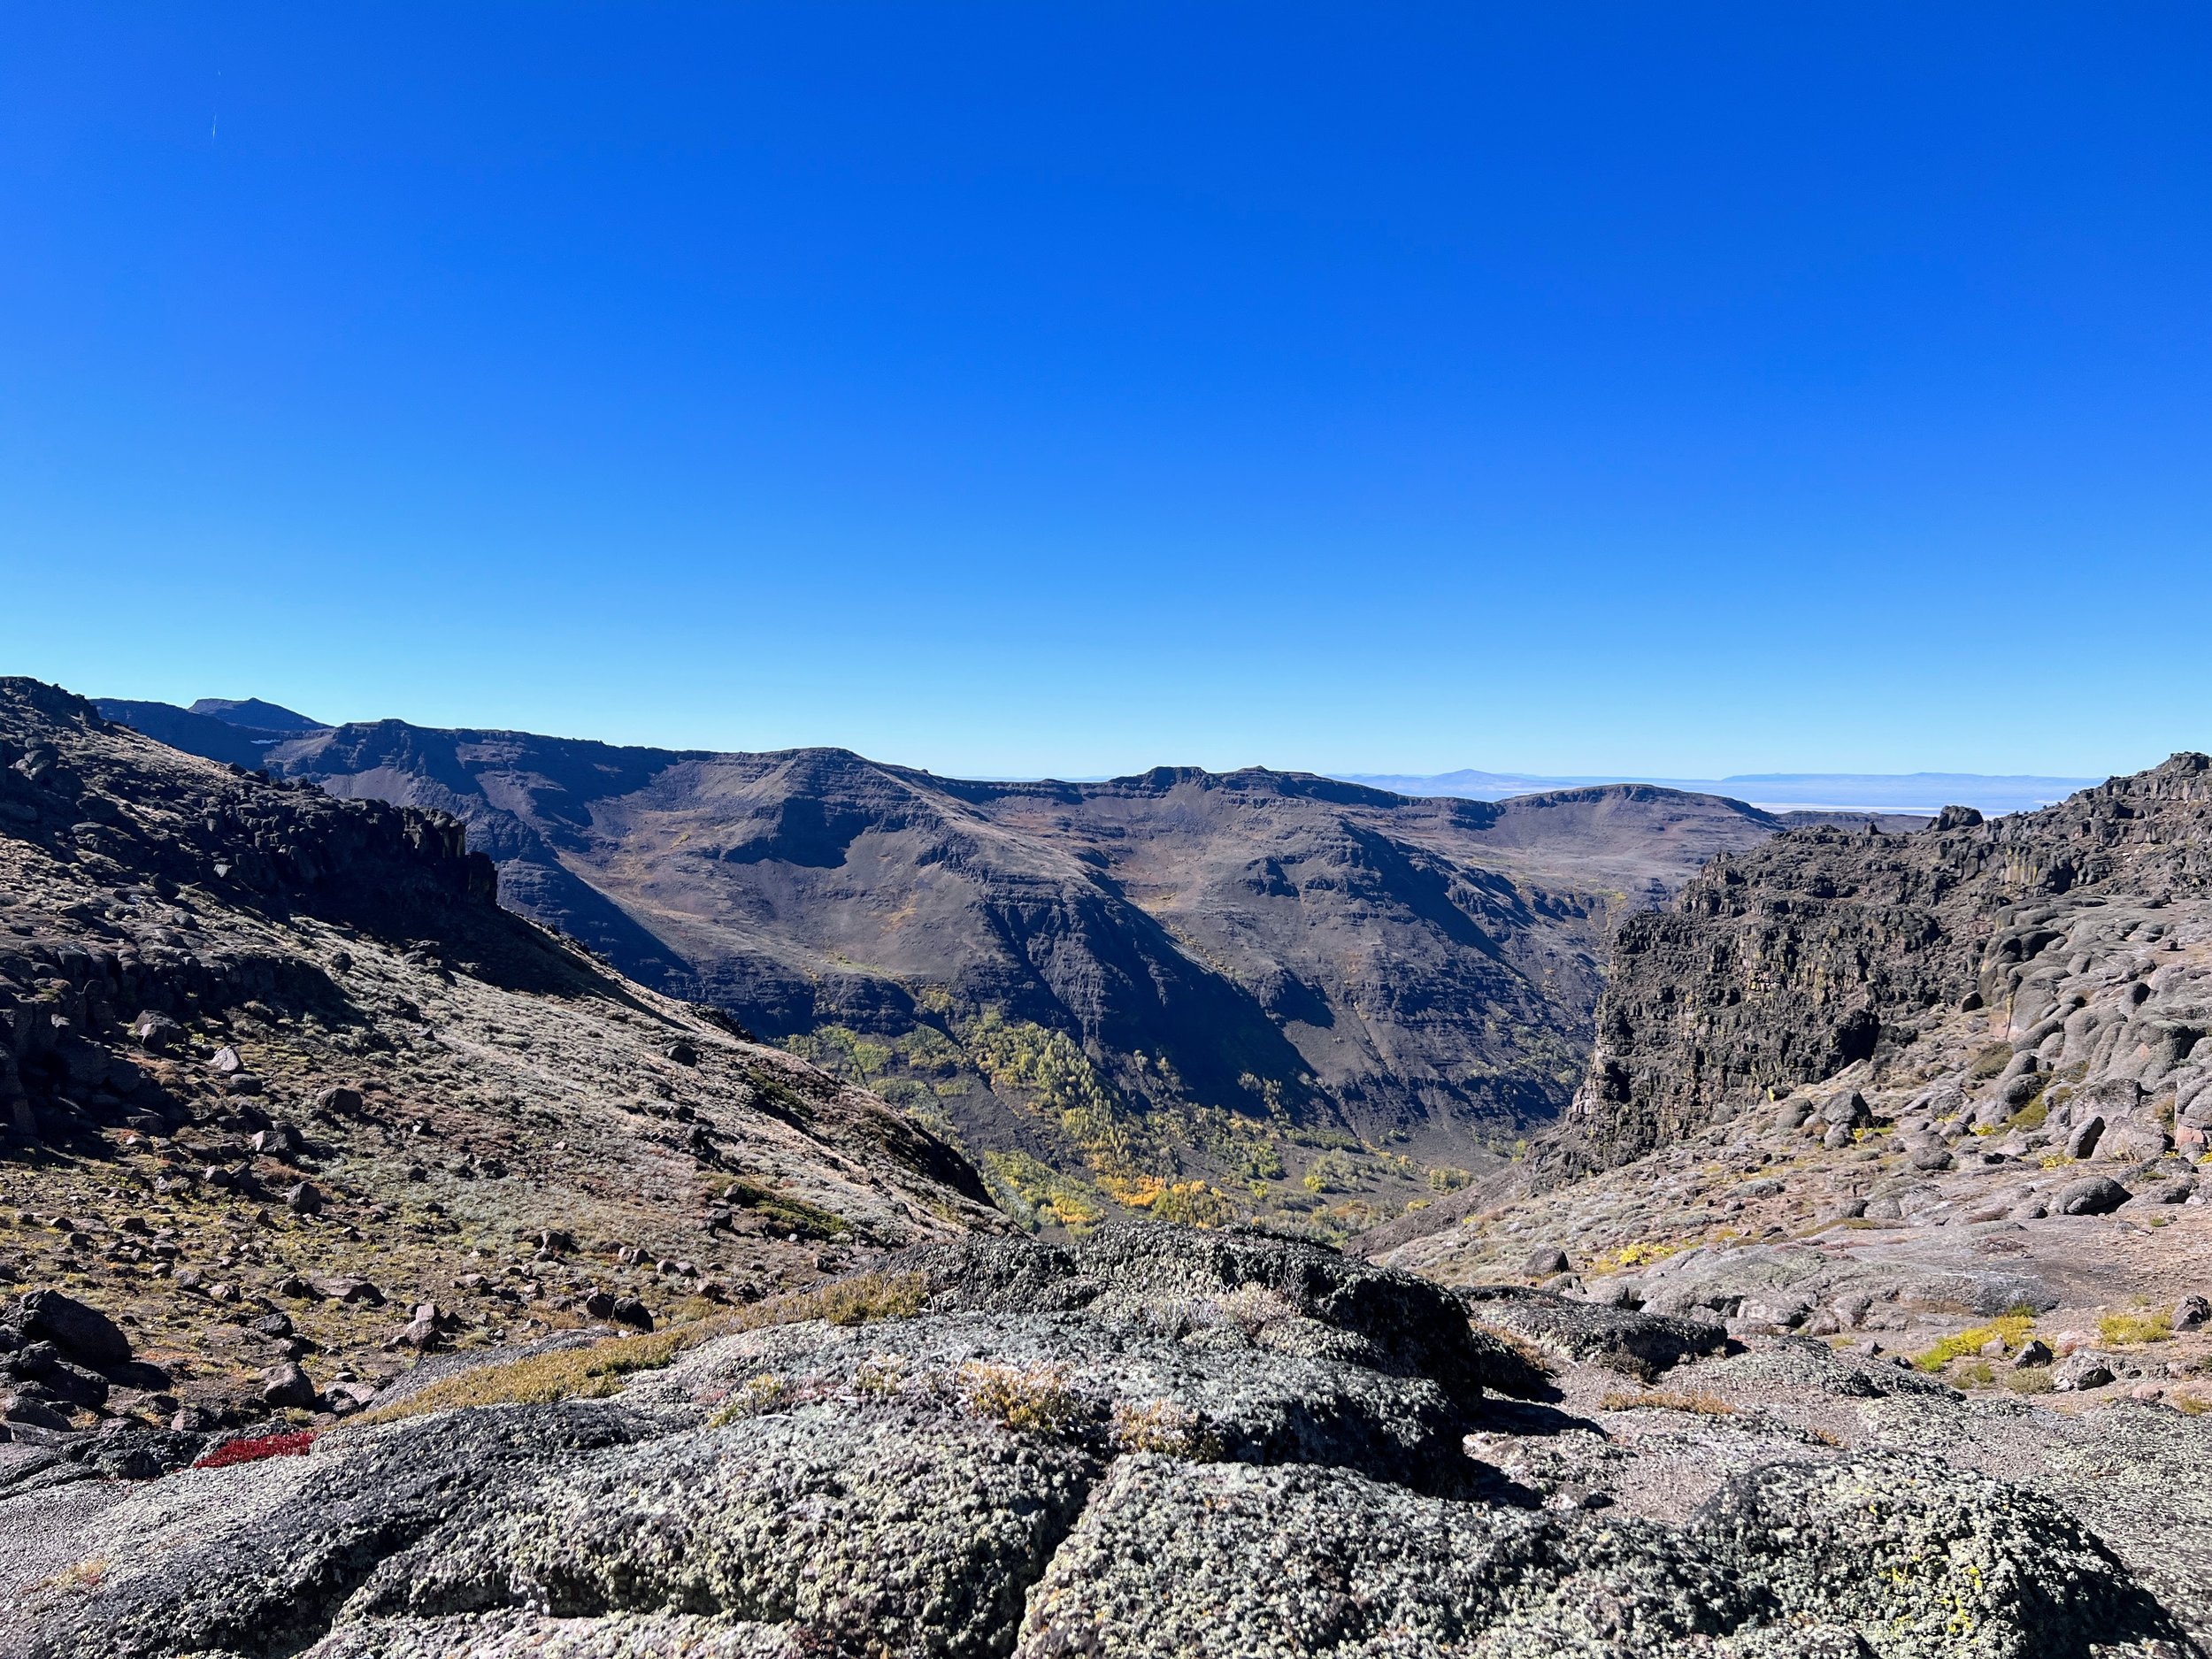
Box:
1560, 754, 2212, 1171
1345, 757, 2212, 1654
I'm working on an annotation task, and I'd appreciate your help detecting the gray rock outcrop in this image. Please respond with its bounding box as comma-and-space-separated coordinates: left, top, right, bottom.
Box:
2, 1225, 2194, 1658
1561, 755, 2212, 1170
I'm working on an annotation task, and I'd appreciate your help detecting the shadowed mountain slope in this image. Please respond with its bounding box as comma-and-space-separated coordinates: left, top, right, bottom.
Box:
93, 702, 275, 772
73, 710, 1785, 1231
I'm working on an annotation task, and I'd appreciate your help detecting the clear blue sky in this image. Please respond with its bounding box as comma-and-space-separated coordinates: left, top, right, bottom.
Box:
4, 6, 2208, 779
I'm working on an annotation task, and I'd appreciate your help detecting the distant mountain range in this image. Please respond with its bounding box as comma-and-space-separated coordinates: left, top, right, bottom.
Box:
1336, 768, 2101, 817
96, 694, 1830, 1232
108, 696, 2086, 818
94, 697, 330, 771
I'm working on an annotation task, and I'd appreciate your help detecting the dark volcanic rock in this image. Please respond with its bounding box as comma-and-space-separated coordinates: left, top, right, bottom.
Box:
902, 1225, 1551, 1409
352, 1402, 1095, 1655
1694, 1448, 2185, 1653
2055, 1174, 2132, 1217
7, 1290, 131, 1369
1458, 1284, 1728, 1380
18, 1402, 662, 1659
259, 1362, 318, 1409
1017, 1454, 1755, 1657
1014, 1446, 2190, 1658
1560, 755, 2212, 1170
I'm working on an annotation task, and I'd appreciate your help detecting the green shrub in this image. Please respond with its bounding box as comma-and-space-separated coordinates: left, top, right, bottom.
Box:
1239, 1145, 1287, 1182
1912, 1313, 2035, 1373
956, 1361, 1081, 1434
2100, 1310, 2173, 1346
981, 1149, 1104, 1229
1302, 1150, 1351, 1194
1148, 1181, 1235, 1227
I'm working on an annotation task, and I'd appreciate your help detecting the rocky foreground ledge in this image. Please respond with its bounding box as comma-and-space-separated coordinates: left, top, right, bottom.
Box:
0, 1224, 2200, 1658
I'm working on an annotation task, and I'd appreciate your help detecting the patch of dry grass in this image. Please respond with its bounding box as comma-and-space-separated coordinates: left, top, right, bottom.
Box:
852, 1352, 909, 1397
1587, 1240, 1682, 1274
357, 1270, 930, 1424
955, 1361, 1082, 1435
706, 1372, 792, 1425
1911, 1313, 2035, 1374
32, 1558, 108, 1596
1111, 1397, 1222, 1459
1599, 1388, 1736, 1417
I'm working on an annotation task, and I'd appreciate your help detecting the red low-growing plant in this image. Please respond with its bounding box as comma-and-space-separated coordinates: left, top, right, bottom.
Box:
193, 1430, 318, 1471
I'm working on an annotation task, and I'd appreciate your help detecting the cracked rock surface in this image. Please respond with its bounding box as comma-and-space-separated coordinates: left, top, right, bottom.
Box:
4, 1225, 2200, 1658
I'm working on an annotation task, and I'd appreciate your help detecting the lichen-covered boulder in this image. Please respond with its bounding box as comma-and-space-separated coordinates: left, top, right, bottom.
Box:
1693, 1449, 2188, 1657
1459, 1284, 1728, 1379
902, 1223, 1549, 1406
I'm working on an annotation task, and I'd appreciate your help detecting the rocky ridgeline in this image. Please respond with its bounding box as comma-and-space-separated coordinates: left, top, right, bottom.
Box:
1562, 753, 2212, 1171
0, 678, 1000, 1453
4, 1224, 2199, 1658
1375, 760, 2212, 1399
0, 680, 494, 918
0, 678, 497, 1146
